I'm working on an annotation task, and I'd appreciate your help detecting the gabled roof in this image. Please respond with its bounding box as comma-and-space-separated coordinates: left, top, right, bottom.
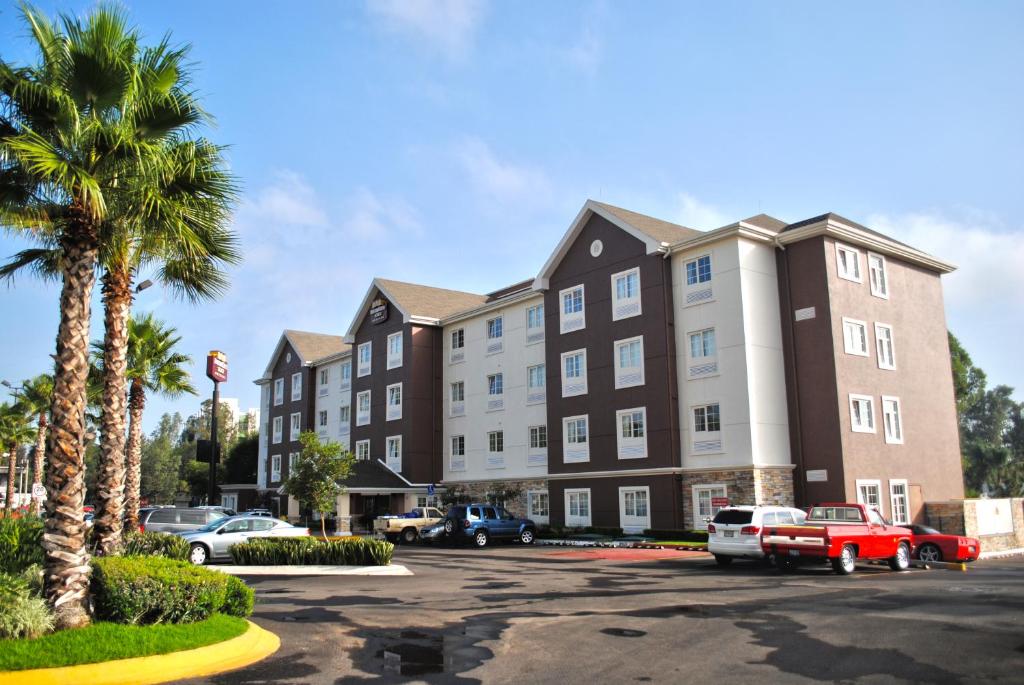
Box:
737, 213, 788, 232
592, 201, 702, 244
344, 278, 488, 341
260, 330, 348, 377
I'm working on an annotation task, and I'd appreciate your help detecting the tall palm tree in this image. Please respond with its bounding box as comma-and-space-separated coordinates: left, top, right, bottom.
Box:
18, 374, 53, 516
0, 403, 36, 515
0, 5, 211, 628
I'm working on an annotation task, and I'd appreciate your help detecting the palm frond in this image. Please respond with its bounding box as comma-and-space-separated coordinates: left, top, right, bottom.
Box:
0, 247, 61, 284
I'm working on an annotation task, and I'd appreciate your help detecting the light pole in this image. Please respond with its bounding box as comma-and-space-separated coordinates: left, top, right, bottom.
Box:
205, 351, 228, 507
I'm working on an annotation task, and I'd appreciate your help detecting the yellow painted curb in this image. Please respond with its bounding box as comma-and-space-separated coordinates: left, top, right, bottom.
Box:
0, 619, 280, 685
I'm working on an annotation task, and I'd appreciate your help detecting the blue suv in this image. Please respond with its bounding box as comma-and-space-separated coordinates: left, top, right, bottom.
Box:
442, 503, 536, 547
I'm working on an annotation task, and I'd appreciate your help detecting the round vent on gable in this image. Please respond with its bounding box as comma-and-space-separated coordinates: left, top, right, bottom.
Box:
286, 352, 292, 363
590, 239, 603, 257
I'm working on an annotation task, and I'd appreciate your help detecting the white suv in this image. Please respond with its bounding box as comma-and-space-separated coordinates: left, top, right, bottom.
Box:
707, 505, 807, 566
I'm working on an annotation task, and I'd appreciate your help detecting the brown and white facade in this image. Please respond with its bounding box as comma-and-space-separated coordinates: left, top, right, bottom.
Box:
256, 200, 964, 531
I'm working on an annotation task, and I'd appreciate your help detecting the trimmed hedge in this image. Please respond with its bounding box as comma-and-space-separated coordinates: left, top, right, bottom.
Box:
120, 531, 190, 560
642, 529, 709, 543
0, 516, 44, 574
229, 537, 393, 566
91, 556, 254, 624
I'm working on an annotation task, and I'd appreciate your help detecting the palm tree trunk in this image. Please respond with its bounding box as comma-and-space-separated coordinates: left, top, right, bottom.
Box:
93, 269, 132, 555
31, 413, 46, 516
124, 380, 145, 532
44, 213, 98, 630
4, 446, 15, 515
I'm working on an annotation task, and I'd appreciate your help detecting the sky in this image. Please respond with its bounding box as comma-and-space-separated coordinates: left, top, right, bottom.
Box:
1, 1, 1022, 434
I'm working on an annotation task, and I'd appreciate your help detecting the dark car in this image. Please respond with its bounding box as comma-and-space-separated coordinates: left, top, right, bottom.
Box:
442, 504, 536, 547
138, 507, 230, 534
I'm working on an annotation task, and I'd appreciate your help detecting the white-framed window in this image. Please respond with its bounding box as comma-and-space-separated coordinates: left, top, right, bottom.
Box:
561, 348, 588, 397
387, 332, 403, 369
386, 435, 402, 472
526, 364, 545, 405
319, 410, 328, 427
450, 381, 465, 417
340, 362, 351, 390
563, 414, 590, 463
528, 425, 547, 466
450, 328, 465, 363
386, 382, 403, 421
486, 316, 504, 355
692, 402, 722, 453
356, 390, 371, 426
319, 368, 330, 397
882, 395, 903, 444
692, 484, 727, 529
270, 454, 281, 481
836, 243, 862, 282
339, 406, 350, 434
616, 407, 647, 459
565, 488, 591, 527
619, 486, 651, 532
842, 318, 870, 357
291, 372, 302, 401
856, 479, 882, 514
289, 451, 300, 472
868, 253, 889, 299
611, 267, 642, 320
687, 327, 718, 378
416, 495, 440, 509
686, 254, 712, 286
527, 490, 550, 523
560, 284, 586, 333
889, 479, 909, 525
357, 342, 372, 377
849, 394, 875, 433
450, 435, 466, 471
526, 303, 545, 344
272, 416, 282, 444
290, 412, 301, 441
355, 439, 370, 461
273, 378, 284, 406
614, 336, 645, 389
487, 373, 504, 412
875, 323, 896, 370
487, 430, 504, 469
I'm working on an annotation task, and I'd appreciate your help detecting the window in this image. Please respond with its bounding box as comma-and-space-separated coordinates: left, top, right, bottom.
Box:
290, 412, 301, 441
527, 364, 546, 404
270, 454, 281, 481
450, 435, 466, 471
875, 323, 896, 370
319, 368, 330, 396
611, 267, 642, 320
273, 378, 284, 405
450, 381, 465, 417
565, 489, 591, 527
692, 403, 722, 453
450, 328, 465, 363
486, 316, 504, 355
617, 407, 647, 459
842, 318, 869, 356
836, 243, 862, 282
560, 285, 586, 333
529, 425, 547, 449
614, 336, 645, 389
693, 485, 727, 529
386, 435, 402, 472
289, 451, 300, 472
561, 349, 588, 397
386, 383, 402, 421
386, 332, 403, 369
487, 373, 504, 411
528, 491, 549, 522
619, 486, 650, 532
526, 303, 545, 343
340, 362, 351, 389
416, 495, 440, 509
849, 394, 875, 433
356, 390, 371, 426
889, 479, 909, 525
319, 410, 328, 427
272, 416, 282, 444
357, 342, 372, 377
686, 255, 712, 285
868, 253, 889, 298
488, 430, 504, 469
355, 439, 370, 461
291, 372, 302, 401
687, 328, 718, 378
882, 396, 903, 444
339, 406, 350, 433
856, 479, 882, 513
563, 415, 590, 463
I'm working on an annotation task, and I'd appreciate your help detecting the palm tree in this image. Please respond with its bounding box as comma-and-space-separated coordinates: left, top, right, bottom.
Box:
18, 375, 53, 516
0, 5, 211, 628
0, 403, 36, 516
123, 314, 197, 530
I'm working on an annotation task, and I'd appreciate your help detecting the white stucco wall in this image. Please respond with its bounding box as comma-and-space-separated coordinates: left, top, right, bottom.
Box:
313, 354, 353, 452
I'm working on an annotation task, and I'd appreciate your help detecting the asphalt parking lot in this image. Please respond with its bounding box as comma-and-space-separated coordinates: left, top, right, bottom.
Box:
186, 545, 1024, 684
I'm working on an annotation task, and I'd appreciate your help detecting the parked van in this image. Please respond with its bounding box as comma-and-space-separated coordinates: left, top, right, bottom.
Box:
137, 507, 230, 534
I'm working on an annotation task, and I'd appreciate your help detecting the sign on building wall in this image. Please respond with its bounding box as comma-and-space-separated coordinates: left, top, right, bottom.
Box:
975, 498, 1014, 536
806, 469, 828, 482
370, 297, 389, 324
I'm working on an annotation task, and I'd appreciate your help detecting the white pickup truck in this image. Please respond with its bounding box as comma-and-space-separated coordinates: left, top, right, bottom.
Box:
373, 507, 445, 543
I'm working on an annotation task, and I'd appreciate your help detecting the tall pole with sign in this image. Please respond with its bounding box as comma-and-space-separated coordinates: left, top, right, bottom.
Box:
206, 351, 228, 506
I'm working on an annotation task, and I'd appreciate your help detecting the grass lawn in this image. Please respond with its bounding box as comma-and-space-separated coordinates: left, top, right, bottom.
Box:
0, 613, 248, 672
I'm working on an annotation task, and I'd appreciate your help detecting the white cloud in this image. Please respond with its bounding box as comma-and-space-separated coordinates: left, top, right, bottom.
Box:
564, 1, 607, 76
243, 170, 328, 228
676, 192, 731, 230
367, 0, 486, 60
342, 187, 423, 241
454, 137, 551, 208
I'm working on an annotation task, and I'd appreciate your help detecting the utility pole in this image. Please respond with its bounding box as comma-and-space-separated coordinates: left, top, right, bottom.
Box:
205, 351, 228, 506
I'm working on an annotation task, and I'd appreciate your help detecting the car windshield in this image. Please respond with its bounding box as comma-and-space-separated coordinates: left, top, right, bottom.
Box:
912, 525, 942, 535
195, 518, 227, 533
712, 510, 753, 525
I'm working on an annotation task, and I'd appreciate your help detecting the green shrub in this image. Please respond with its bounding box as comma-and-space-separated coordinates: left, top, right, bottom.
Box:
120, 531, 190, 560
0, 516, 44, 574
642, 529, 709, 542
91, 556, 229, 625
229, 536, 394, 566
222, 575, 254, 617
0, 571, 52, 639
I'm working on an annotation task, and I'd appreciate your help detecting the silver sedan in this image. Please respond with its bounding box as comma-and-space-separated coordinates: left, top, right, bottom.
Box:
178, 515, 310, 564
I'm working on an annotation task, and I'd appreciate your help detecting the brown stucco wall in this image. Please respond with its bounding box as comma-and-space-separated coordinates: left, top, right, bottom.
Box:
265, 340, 315, 487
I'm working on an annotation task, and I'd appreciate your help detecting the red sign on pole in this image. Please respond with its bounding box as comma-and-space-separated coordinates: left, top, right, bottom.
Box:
206, 350, 228, 383
711, 497, 729, 509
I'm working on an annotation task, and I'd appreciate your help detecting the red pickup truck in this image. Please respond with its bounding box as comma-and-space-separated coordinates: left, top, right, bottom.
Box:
761, 503, 913, 575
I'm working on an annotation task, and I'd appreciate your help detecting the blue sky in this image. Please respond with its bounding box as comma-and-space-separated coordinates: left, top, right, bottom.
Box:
2, 1, 1022, 432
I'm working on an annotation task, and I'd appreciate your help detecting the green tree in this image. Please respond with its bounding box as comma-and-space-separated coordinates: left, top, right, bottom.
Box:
283, 432, 356, 538
18, 374, 53, 515
224, 435, 258, 484
140, 413, 185, 505
0, 403, 35, 515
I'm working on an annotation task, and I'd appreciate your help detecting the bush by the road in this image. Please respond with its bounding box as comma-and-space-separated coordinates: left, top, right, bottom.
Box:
0, 515, 44, 574
222, 575, 255, 617
120, 531, 190, 560
0, 571, 52, 639
229, 536, 394, 566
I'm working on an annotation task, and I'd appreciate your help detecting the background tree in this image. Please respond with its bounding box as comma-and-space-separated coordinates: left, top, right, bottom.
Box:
18, 374, 52, 515
283, 432, 355, 538
224, 435, 258, 484
0, 403, 35, 515
140, 413, 186, 505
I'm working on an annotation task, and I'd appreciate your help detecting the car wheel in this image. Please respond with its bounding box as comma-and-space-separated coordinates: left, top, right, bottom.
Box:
832, 544, 856, 575
401, 527, 418, 544
474, 530, 489, 548
520, 529, 535, 545
444, 519, 455, 535
189, 543, 208, 566
713, 554, 733, 567
917, 543, 943, 563
888, 542, 911, 571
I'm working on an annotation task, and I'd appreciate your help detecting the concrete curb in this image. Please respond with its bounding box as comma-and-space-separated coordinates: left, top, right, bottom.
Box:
208, 563, 413, 576
979, 547, 1024, 560
0, 619, 279, 685
537, 539, 708, 552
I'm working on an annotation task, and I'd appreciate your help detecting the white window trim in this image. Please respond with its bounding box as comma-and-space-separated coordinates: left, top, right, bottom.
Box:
690, 402, 724, 454
273, 378, 284, 406
564, 488, 592, 527
849, 394, 876, 433
386, 332, 403, 370
355, 439, 370, 461
450, 328, 466, 364
868, 252, 889, 299
882, 395, 904, 445
525, 304, 545, 345
835, 243, 863, 283
842, 317, 870, 357
386, 382, 403, 422
889, 479, 910, 525
291, 372, 302, 401
875, 323, 897, 370
559, 284, 586, 334
526, 364, 546, 405
560, 348, 588, 398
485, 316, 504, 356
289, 412, 301, 441
692, 483, 727, 529
855, 478, 883, 515
613, 335, 645, 389
357, 342, 372, 377
450, 381, 465, 417
618, 485, 651, 532
340, 362, 351, 389
270, 454, 281, 481
616, 406, 648, 460
610, 267, 642, 321
527, 490, 550, 524
449, 435, 466, 472
562, 414, 590, 463
385, 435, 402, 472
356, 390, 371, 426
272, 416, 283, 444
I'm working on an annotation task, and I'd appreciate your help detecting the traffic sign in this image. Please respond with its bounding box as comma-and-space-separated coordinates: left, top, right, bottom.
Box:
32, 483, 46, 501
427, 484, 435, 496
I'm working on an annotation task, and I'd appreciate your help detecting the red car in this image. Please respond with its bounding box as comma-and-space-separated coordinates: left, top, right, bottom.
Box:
906, 524, 980, 563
